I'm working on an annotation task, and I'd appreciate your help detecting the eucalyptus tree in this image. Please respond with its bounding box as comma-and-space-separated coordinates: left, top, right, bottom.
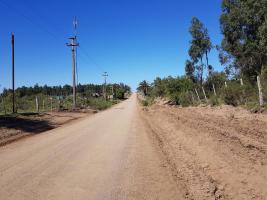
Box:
188, 17, 212, 84
220, 0, 267, 80
185, 60, 196, 82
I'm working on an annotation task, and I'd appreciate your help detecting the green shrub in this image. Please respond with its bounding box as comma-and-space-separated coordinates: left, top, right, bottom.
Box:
86, 98, 114, 110
209, 95, 220, 106
223, 82, 244, 106
141, 100, 149, 107
178, 92, 193, 106
222, 80, 258, 106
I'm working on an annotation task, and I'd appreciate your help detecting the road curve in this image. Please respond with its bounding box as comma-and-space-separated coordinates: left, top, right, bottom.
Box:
0, 94, 184, 200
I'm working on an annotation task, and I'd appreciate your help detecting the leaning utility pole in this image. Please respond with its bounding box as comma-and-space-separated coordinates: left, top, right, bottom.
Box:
66, 18, 79, 109
102, 72, 108, 100
11, 33, 15, 113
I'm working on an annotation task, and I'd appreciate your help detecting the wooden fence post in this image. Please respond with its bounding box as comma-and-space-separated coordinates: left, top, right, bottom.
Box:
225, 81, 228, 88
58, 99, 61, 110
257, 76, 264, 107
240, 78, 244, 86
42, 99, 45, 111
194, 88, 201, 102
202, 87, 208, 103
35, 96, 39, 113
190, 91, 195, 103
50, 97, 53, 112
212, 84, 217, 96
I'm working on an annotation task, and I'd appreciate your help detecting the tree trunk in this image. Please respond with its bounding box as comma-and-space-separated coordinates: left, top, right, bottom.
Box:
200, 57, 204, 85
205, 51, 209, 67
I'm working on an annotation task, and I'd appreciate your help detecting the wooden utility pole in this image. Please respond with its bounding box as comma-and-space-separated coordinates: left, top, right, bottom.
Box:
11, 33, 15, 113
102, 72, 108, 100
67, 18, 79, 109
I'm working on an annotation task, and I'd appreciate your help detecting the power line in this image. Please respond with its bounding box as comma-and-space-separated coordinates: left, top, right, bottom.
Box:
79, 45, 106, 72
0, 0, 108, 81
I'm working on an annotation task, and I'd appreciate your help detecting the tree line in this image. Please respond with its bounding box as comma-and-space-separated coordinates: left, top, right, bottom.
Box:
0, 83, 131, 113
2, 83, 131, 100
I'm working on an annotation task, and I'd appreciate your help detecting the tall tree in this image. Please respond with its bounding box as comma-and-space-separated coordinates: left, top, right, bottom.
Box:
220, 0, 267, 80
188, 17, 212, 84
185, 60, 196, 82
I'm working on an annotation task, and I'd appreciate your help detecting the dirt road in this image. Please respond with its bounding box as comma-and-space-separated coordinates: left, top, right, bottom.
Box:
0, 95, 185, 200
1, 95, 266, 200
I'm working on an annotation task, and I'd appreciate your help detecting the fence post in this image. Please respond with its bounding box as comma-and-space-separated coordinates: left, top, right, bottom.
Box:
35, 96, 39, 113
225, 81, 228, 88
212, 84, 217, 96
58, 99, 61, 110
50, 97, 53, 112
202, 87, 208, 103
42, 99, 45, 111
194, 88, 201, 102
190, 91, 195, 103
257, 76, 264, 107
240, 78, 244, 86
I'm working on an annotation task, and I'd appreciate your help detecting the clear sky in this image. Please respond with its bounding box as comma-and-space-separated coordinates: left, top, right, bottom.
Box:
0, 0, 223, 91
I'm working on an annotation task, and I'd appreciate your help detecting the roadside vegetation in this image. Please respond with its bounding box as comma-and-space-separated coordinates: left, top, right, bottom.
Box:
0, 83, 131, 114
138, 0, 267, 111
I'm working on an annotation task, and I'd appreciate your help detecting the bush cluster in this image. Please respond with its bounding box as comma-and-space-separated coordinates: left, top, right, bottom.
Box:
138, 72, 266, 109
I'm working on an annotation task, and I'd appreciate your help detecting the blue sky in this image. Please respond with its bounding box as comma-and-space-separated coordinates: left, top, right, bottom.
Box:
0, 0, 223, 90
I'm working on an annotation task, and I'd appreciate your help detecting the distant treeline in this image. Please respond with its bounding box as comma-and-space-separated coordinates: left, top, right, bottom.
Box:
2, 83, 131, 99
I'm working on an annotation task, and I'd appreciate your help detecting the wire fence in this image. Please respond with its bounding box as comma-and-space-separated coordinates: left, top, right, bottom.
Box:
189, 76, 266, 109
0, 94, 117, 115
